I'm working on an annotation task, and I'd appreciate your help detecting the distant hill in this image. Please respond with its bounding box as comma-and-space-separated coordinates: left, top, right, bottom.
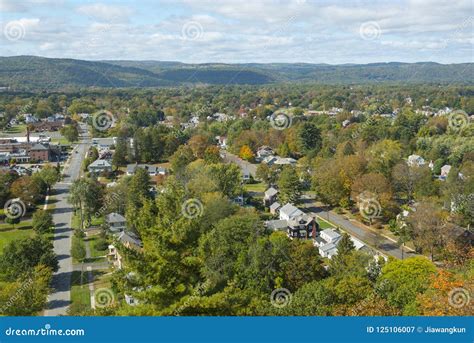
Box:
0, 56, 472, 91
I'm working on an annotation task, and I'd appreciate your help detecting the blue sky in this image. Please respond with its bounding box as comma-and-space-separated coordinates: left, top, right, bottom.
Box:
0, 0, 472, 64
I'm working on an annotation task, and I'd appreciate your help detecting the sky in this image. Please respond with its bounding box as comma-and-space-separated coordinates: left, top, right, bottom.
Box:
0, 0, 473, 64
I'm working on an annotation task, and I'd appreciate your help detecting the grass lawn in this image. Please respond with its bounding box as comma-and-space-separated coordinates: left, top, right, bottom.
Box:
3, 124, 26, 134
0, 220, 34, 253
51, 137, 72, 145
316, 217, 336, 229
86, 235, 108, 258
70, 271, 91, 310
243, 182, 267, 192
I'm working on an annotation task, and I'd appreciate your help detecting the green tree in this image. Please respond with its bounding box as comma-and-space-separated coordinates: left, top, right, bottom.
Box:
32, 210, 54, 235
377, 256, 436, 314
277, 166, 302, 204
298, 122, 322, 154
60, 124, 79, 143
0, 235, 58, 281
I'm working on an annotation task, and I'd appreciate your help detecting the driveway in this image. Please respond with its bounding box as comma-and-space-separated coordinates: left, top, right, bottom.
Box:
301, 198, 416, 260
44, 124, 90, 316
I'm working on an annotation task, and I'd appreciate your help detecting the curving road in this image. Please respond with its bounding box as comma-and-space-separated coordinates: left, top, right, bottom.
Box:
44, 124, 90, 316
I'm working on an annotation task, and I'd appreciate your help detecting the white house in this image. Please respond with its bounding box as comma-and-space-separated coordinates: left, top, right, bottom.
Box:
88, 159, 112, 174
407, 154, 426, 167
279, 203, 304, 221
439, 165, 452, 180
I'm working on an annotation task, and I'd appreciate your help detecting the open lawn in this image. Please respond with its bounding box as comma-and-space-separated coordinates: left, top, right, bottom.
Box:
2, 124, 26, 134
316, 217, 336, 229
70, 270, 91, 310
243, 182, 266, 193
86, 235, 108, 259
0, 220, 34, 253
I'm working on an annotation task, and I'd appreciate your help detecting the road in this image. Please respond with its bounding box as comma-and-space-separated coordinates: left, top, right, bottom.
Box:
44, 124, 90, 316
301, 198, 415, 260
221, 150, 257, 177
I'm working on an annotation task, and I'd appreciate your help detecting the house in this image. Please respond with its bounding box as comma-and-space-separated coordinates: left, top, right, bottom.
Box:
256, 146, 274, 159
29, 143, 50, 161
267, 202, 318, 239
216, 136, 227, 148
107, 231, 142, 270
242, 168, 251, 181
117, 230, 143, 249
88, 159, 112, 174
107, 244, 123, 269
269, 202, 281, 215
126, 163, 167, 176
262, 155, 278, 166
262, 155, 296, 166
92, 137, 116, 149
407, 154, 426, 167
263, 187, 278, 206
106, 212, 127, 233
287, 214, 317, 239
439, 165, 452, 180
314, 229, 342, 259
279, 203, 304, 221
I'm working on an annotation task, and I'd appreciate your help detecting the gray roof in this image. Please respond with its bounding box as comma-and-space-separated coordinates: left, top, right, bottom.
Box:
319, 242, 337, 253
30, 143, 49, 151
321, 229, 341, 241
279, 203, 303, 219
269, 202, 281, 211
89, 159, 112, 168
265, 187, 278, 197
106, 212, 126, 224
117, 231, 142, 248
266, 220, 288, 231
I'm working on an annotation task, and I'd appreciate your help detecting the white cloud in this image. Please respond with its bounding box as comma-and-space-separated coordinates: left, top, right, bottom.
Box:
76, 3, 132, 22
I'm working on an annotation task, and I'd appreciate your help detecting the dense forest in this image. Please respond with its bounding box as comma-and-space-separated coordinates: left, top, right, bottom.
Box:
0, 56, 473, 90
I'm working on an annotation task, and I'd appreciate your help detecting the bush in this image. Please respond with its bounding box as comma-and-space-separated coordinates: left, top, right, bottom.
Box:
95, 238, 108, 251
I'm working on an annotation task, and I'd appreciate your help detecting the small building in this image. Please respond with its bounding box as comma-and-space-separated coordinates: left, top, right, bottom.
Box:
256, 146, 274, 159
106, 212, 127, 233
269, 201, 281, 215
439, 165, 452, 180
407, 154, 426, 167
263, 187, 278, 206
88, 159, 112, 174
126, 163, 167, 176
242, 169, 251, 181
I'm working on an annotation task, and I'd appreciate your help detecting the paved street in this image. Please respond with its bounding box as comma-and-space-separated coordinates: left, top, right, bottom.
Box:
44, 124, 90, 316
301, 198, 416, 260
221, 150, 257, 177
